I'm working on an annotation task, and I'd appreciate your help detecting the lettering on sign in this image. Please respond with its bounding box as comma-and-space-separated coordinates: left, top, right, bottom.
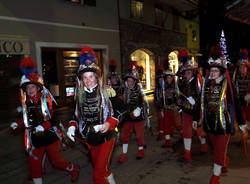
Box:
0, 38, 29, 55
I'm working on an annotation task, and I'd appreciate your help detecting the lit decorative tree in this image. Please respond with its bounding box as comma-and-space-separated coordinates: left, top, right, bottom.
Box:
219, 30, 230, 64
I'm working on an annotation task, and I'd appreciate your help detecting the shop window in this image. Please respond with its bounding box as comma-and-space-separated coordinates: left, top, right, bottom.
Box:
168, 51, 178, 74
155, 4, 165, 26
130, 49, 155, 91
131, 0, 143, 19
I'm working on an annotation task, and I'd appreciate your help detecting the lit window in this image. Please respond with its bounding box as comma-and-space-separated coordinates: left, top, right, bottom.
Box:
131, 0, 143, 18
155, 4, 165, 26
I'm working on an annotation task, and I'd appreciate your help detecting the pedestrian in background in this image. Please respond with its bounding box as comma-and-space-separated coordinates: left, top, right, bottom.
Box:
177, 49, 208, 162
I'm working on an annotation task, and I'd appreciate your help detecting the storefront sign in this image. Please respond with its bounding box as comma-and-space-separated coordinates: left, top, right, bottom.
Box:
0, 38, 30, 55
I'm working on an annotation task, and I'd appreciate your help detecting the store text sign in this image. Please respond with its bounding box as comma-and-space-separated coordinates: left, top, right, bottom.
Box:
0, 38, 30, 55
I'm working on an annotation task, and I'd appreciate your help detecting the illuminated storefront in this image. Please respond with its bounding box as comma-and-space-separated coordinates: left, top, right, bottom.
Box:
130, 49, 155, 91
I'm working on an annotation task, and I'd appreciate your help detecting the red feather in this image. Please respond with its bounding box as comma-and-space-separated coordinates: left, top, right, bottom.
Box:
80, 46, 95, 55
157, 65, 164, 71
240, 48, 248, 56
20, 57, 36, 68
29, 73, 39, 82
128, 61, 138, 70
209, 44, 222, 59
178, 49, 189, 58
109, 60, 117, 66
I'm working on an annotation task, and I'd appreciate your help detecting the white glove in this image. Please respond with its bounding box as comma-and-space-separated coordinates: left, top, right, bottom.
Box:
239, 124, 247, 134
35, 125, 45, 133
192, 121, 197, 130
244, 94, 250, 101
187, 96, 195, 105
67, 126, 75, 142
93, 125, 103, 133
10, 122, 18, 130
179, 109, 182, 113
133, 107, 141, 117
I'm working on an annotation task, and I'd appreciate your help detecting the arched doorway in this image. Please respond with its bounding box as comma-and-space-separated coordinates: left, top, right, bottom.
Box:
168, 51, 179, 73
130, 49, 155, 91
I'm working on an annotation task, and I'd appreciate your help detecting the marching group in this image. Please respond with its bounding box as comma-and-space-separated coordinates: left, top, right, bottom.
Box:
10, 45, 249, 184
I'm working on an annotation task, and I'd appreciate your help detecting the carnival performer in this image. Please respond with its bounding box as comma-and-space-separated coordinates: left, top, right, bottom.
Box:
202, 45, 246, 184
66, 46, 125, 184
162, 68, 182, 147
177, 49, 208, 162
154, 65, 165, 140
232, 49, 250, 137
9, 57, 79, 184
107, 59, 124, 98
117, 61, 147, 163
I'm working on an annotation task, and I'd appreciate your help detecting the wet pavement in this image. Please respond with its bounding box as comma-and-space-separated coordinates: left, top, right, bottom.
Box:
1, 94, 250, 184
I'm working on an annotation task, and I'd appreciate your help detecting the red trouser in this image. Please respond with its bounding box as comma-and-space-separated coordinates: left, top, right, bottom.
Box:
208, 134, 230, 166
29, 140, 72, 178
121, 121, 145, 146
182, 112, 205, 138
90, 138, 115, 184
158, 111, 164, 132
164, 110, 182, 134
241, 106, 250, 122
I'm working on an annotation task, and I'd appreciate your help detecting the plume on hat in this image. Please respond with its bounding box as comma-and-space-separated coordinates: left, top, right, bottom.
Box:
109, 60, 117, 73
178, 49, 190, 65
78, 46, 99, 74
209, 44, 223, 60
20, 57, 37, 78
239, 48, 248, 60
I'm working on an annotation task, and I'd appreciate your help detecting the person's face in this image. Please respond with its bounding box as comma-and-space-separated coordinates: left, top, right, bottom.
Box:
82, 72, 97, 89
110, 76, 118, 85
127, 77, 135, 88
210, 67, 221, 80
26, 84, 39, 97
166, 75, 173, 84
184, 70, 193, 81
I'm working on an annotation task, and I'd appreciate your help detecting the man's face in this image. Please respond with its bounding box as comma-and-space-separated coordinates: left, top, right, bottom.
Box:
184, 70, 193, 81
26, 84, 39, 97
110, 76, 118, 85
127, 77, 135, 89
82, 71, 97, 89
210, 67, 221, 80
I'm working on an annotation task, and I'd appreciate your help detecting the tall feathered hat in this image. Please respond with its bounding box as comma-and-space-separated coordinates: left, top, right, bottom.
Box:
207, 44, 227, 69
178, 49, 194, 72
124, 61, 139, 81
108, 59, 118, 77
78, 46, 99, 75
238, 48, 249, 66
156, 65, 164, 77
20, 57, 44, 89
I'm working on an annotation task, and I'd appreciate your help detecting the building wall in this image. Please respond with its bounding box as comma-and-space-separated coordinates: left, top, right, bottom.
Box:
0, 0, 121, 74
118, 0, 192, 71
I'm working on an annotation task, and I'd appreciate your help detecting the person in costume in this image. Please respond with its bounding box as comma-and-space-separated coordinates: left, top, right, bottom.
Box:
66, 46, 125, 184
202, 45, 246, 184
177, 49, 208, 162
10, 57, 79, 184
154, 65, 165, 140
117, 61, 148, 163
107, 59, 124, 98
162, 68, 182, 147
232, 49, 250, 137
